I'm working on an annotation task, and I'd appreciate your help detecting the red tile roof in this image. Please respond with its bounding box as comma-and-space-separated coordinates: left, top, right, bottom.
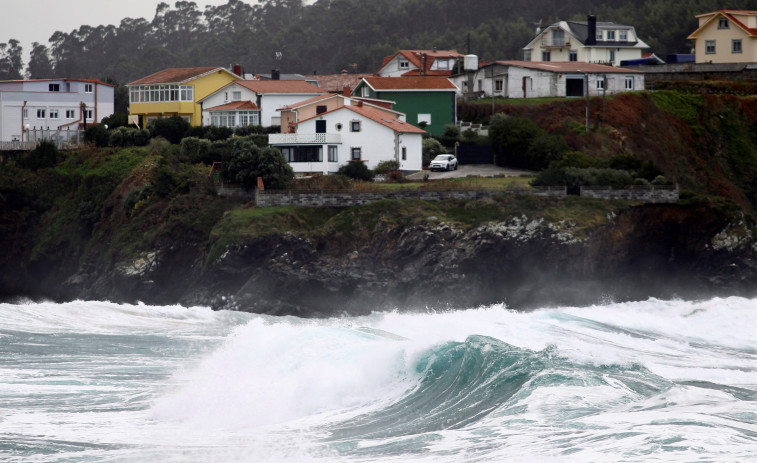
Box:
346, 104, 426, 134
486, 60, 644, 74
379, 50, 464, 75
235, 80, 325, 94
362, 76, 458, 91
305, 73, 373, 92
206, 101, 260, 111
128, 67, 230, 85
277, 94, 336, 111
294, 104, 425, 134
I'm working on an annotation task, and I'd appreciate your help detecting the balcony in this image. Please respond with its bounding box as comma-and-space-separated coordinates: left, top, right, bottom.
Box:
541, 38, 571, 48
268, 133, 341, 145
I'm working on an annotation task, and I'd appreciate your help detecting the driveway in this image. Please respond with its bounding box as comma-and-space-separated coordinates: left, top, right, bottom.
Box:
409, 164, 533, 180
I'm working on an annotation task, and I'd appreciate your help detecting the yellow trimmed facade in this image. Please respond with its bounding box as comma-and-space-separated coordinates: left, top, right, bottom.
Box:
127, 67, 240, 127
688, 11, 757, 64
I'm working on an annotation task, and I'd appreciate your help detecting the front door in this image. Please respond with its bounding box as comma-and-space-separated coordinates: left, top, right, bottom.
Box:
316, 120, 326, 133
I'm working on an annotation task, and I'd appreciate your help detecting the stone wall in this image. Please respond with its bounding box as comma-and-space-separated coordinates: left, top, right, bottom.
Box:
580, 185, 679, 203
255, 186, 567, 208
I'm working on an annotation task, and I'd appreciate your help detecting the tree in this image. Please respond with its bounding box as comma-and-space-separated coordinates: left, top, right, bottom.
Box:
224, 138, 294, 190
147, 116, 191, 144
27, 42, 54, 79
337, 161, 374, 182
0, 39, 24, 79
489, 114, 542, 169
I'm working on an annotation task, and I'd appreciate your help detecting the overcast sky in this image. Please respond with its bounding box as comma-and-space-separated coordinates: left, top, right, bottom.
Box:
0, 0, 235, 65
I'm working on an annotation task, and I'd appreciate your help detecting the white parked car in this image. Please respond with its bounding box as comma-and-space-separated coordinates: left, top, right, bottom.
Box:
429, 154, 458, 171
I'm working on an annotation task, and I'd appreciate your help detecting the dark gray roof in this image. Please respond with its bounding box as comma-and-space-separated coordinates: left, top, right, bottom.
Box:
565, 21, 638, 47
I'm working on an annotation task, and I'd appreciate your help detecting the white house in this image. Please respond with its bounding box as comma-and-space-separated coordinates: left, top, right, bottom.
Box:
375, 49, 465, 77
0, 78, 114, 142
198, 79, 325, 128
450, 61, 645, 98
269, 95, 425, 175
523, 15, 649, 67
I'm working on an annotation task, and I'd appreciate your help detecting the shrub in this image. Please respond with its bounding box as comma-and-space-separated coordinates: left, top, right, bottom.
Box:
374, 160, 400, 174
439, 124, 461, 147
84, 124, 109, 147
548, 151, 605, 169
181, 137, 213, 164
422, 137, 445, 167
337, 161, 374, 182
223, 139, 294, 190
531, 167, 635, 194
147, 116, 190, 144
527, 133, 570, 171
489, 114, 542, 169
234, 125, 265, 136
17, 140, 60, 170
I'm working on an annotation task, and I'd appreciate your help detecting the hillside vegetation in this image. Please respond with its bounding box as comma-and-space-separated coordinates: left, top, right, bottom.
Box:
2, 91, 757, 301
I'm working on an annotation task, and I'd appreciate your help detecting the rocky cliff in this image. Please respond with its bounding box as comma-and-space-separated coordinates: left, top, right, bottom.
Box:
46, 201, 757, 317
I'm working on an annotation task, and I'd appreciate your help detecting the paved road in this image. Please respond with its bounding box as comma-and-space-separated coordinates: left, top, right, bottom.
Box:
408, 164, 533, 180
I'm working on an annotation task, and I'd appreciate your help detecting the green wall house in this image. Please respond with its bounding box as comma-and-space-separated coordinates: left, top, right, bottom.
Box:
352, 76, 458, 136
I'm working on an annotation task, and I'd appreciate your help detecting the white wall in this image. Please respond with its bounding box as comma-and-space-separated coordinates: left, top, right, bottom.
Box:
0, 81, 114, 142
277, 107, 422, 175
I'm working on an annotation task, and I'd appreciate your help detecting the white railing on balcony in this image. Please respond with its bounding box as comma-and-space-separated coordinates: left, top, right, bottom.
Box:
268, 133, 341, 145
541, 38, 571, 48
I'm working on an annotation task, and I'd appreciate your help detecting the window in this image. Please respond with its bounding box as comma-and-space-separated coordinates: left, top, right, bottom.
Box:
316, 105, 327, 114
606, 30, 616, 40
610, 50, 616, 63
49, 109, 59, 119
350, 120, 361, 132
417, 113, 431, 125
328, 145, 338, 162
706, 40, 716, 54
224, 92, 229, 102
596, 31, 603, 41
48, 83, 59, 92
232, 91, 242, 101
619, 30, 628, 41
23, 108, 28, 119
733, 39, 742, 53
130, 84, 193, 103
84, 109, 93, 120
37, 109, 46, 118
211, 111, 236, 127
552, 29, 565, 46
569, 50, 577, 62
66, 109, 76, 119
524, 50, 531, 61
624, 76, 634, 90
542, 51, 551, 61
494, 79, 503, 92
84, 83, 93, 93
596, 77, 605, 90
351, 147, 361, 160
361, 86, 370, 97
436, 59, 450, 70
402, 146, 407, 161
281, 146, 322, 163
238, 111, 259, 126
718, 18, 729, 29
399, 59, 409, 69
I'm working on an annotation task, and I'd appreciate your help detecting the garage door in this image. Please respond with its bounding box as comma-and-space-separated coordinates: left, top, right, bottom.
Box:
457, 145, 493, 164
566, 77, 584, 97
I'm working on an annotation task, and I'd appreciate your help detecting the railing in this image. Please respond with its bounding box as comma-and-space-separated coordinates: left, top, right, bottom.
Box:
268, 133, 341, 144
2, 127, 85, 151
541, 38, 571, 48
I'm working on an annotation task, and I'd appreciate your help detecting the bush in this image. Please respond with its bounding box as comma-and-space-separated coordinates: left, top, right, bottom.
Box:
234, 125, 265, 136
223, 139, 294, 190
439, 124, 461, 147
17, 140, 60, 170
422, 138, 445, 167
84, 124, 109, 147
374, 160, 400, 174
531, 167, 635, 194
337, 161, 374, 182
527, 134, 570, 171
548, 151, 605, 169
181, 137, 213, 164
489, 114, 542, 169
147, 116, 190, 144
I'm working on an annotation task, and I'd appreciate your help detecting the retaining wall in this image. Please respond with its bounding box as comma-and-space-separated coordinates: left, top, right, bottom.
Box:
580, 185, 679, 203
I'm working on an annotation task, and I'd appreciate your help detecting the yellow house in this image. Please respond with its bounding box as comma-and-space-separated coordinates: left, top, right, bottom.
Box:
127, 67, 240, 126
688, 10, 757, 64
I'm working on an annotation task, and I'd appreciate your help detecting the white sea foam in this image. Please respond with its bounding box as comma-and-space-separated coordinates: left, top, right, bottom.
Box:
1, 297, 756, 462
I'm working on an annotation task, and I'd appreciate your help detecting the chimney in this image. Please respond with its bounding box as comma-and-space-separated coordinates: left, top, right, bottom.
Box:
272, 69, 280, 80
233, 64, 242, 76
343, 85, 351, 97
587, 15, 597, 46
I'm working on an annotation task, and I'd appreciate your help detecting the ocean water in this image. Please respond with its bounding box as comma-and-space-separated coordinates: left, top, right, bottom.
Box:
0, 298, 755, 462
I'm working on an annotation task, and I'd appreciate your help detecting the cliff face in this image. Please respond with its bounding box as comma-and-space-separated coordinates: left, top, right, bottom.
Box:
45, 203, 757, 317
